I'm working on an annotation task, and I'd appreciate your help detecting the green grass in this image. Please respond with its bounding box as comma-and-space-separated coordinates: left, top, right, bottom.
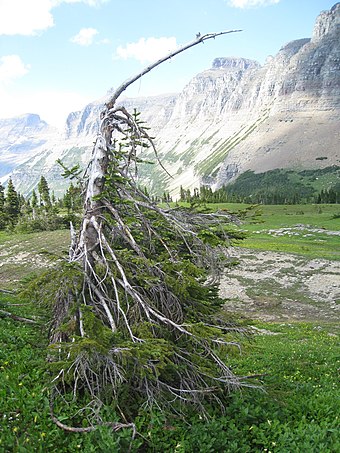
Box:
0, 206, 339, 450
202, 203, 340, 260
240, 233, 340, 260
1, 292, 339, 452
0, 293, 138, 452
206, 203, 340, 230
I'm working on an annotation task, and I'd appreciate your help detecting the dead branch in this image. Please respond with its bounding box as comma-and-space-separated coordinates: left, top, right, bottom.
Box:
0, 309, 37, 324
106, 30, 242, 108
50, 393, 136, 434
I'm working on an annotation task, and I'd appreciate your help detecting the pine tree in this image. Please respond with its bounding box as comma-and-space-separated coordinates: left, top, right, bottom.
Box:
31, 190, 38, 208
180, 185, 186, 201
37, 176, 51, 209
0, 183, 4, 212
5, 178, 19, 225
0, 183, 6, 229
62, 183, 82, 214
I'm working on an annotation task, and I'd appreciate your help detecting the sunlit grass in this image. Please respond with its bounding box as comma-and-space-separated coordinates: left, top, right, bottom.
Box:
1, 292, 338, 452
203, 203, 340, 259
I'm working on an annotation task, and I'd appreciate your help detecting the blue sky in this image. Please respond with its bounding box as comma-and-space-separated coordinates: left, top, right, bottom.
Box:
0, 0, 336, 128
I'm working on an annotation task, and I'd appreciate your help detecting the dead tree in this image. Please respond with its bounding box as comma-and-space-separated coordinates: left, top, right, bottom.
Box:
45, 30, 256, 433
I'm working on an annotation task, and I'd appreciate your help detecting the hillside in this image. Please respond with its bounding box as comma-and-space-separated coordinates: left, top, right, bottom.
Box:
0, 3, 339, 198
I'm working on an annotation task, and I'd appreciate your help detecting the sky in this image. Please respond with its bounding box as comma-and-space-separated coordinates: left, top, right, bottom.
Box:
0, 0, 337, 129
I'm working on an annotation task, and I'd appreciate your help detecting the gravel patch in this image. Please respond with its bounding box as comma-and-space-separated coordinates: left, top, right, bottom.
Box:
221, 248, 340, 322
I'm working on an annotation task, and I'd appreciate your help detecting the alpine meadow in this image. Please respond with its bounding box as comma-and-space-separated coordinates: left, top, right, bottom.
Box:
0, 1, 339, 452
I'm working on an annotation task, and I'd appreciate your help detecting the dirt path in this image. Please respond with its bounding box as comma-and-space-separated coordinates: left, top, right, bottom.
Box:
220, 248, 340, 322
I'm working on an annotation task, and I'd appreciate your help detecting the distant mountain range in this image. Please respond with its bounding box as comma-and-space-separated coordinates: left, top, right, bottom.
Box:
1, 2, 339, 198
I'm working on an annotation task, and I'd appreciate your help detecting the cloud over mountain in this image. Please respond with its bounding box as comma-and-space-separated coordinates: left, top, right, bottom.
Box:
115, 37, 178, 63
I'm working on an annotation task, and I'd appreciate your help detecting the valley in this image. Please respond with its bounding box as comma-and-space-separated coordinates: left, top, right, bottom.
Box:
1, 203, 339, 320
0, 3, 339, 450
1, 4, 339, 199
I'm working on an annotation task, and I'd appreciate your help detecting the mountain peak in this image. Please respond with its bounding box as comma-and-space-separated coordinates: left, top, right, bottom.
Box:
1, 4, 339, 197
312, 2, 340, 41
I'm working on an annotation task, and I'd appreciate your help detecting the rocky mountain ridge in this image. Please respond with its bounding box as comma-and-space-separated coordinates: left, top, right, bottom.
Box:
0, 114, 58, 178
1, 3, 339, 197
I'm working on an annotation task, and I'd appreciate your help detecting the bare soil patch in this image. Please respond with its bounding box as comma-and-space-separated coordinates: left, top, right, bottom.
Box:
220, 248, 340, 322
0, 230, 69, 290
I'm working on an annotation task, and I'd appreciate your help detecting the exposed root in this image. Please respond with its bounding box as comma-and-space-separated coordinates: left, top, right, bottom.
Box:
50, 392, 136, 435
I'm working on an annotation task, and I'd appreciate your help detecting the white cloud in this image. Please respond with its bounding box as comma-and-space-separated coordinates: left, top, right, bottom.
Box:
116, 37, 178, 63
99, 38, 111, 45
58, 0, 108, 6
0, 55, 30, 85
70, 28, 98, 46
0, 0, 55, 36
228, 0, 280, 8
0, 88, 92, 128
0, 0, 108, 36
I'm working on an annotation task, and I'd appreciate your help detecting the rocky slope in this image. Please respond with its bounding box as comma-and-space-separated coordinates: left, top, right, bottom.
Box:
220, 248, 340, 322
0, 114, 58, 178
1, 3, 339, 197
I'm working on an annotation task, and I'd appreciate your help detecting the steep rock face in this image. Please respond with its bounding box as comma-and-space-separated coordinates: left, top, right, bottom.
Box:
0, 114, 58, 178
64, 92, 177, 140
168, 57, 260, 119
8, 94, 178, 196
312, 2, 340, 41
2, 3, 339, 197
213, 2, 340, 187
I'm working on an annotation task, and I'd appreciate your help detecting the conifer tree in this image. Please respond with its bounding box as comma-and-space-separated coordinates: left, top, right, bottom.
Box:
5, 178, 19, 225
0, 183, 4, 212
38, 176, 51, 209
34, 29, 252, 433
31, 189, 38, 208
0, 183, 6, 229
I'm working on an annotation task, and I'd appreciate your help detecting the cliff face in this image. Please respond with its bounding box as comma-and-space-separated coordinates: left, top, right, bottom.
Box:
0, 114, 57, 178
213, 2, 340, 187
154, 3, 339, 194
2, 3, 339, 197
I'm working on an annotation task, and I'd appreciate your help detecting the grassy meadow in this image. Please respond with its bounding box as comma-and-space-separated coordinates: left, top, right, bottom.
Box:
0, 204, 339, 451
210, 203, 340, 260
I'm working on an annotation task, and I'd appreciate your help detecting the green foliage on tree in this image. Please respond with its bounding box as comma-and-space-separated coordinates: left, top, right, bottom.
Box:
0, 183, 6, 229
5, 178, 20, 226
27, 102, 253, 433
0, 174, 84, 232
62, 182, 82, 215
195, 167, 340, 205
31, 189, 38, 209
37, 176, 52, 210
0, 183, 4, 211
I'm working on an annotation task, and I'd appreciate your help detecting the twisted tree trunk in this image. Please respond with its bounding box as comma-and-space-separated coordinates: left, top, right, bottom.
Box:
46, 29, 256, 433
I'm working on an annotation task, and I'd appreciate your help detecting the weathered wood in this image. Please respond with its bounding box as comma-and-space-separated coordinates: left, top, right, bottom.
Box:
0, 309, 36, 324
106, 30, 242, 109
49, 29, 252, 432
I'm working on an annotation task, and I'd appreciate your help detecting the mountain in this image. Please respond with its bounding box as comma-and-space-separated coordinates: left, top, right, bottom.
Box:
1, 3, 339, 198
0, 114, 58, 178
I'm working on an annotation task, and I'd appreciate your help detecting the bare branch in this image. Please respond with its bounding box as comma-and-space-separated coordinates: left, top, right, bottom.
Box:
0, 309, 37, 324
106, 30, 242, 108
